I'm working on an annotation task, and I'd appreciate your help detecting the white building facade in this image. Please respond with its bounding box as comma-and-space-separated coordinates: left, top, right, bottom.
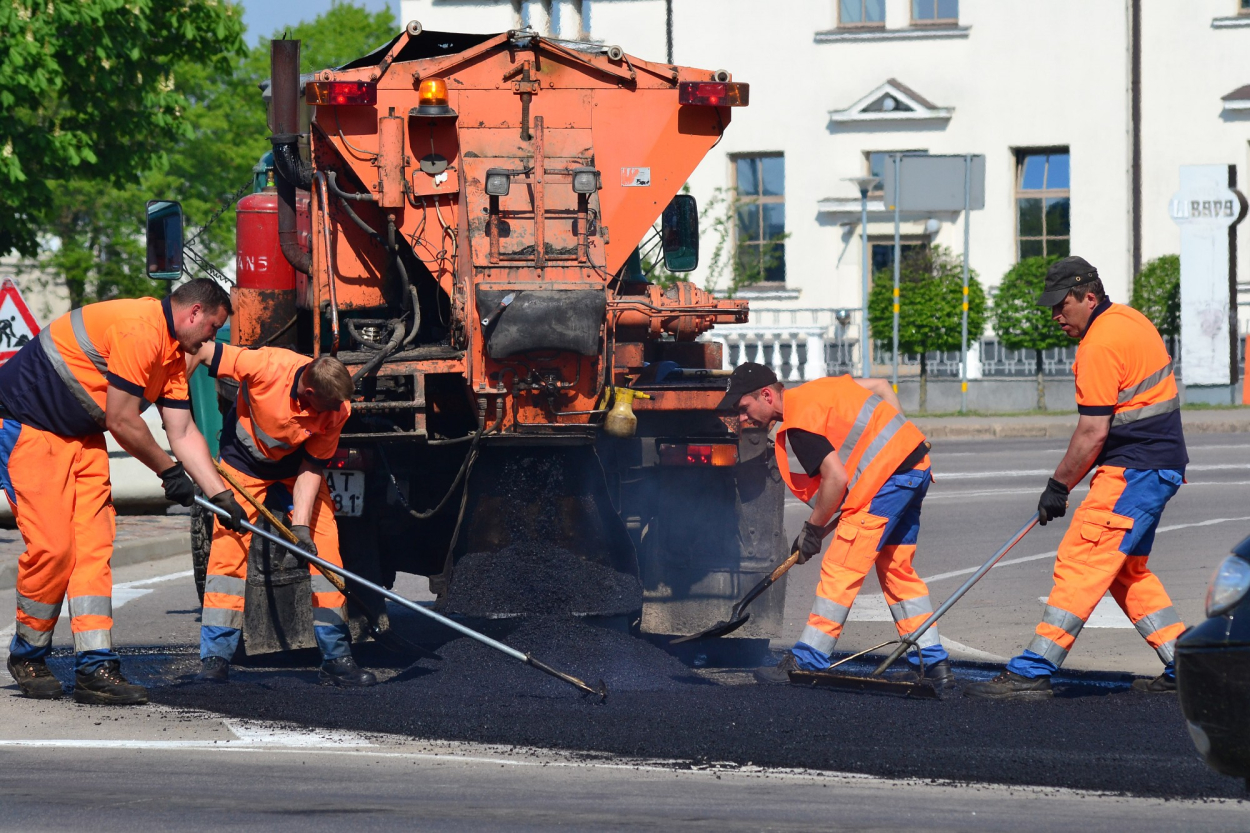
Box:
401, 0, 1250, 382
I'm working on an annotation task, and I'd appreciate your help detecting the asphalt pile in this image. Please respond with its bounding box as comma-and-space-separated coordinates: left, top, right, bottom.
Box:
443, 547, 643, 618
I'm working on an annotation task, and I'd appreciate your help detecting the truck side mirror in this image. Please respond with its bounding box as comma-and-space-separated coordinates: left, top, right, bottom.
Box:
146, 200, 184, 280
661, 194, 698, 273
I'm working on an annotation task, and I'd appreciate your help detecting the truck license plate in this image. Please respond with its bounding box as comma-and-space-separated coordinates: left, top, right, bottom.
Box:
323, 469, 364, 517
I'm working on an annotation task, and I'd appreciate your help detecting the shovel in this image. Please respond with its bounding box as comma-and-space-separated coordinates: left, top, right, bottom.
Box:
672, 514, 841, 645
788, 513, 1041, 698
197, 495, 608, 701
212, 461, 440, 661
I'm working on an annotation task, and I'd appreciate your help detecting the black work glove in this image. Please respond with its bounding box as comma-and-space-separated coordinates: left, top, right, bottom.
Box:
291, 525, 317, 559
1037, 478, 1070, 526
209, 490, 246, 533
159, 463, 196, 507
790, 521, 826, 565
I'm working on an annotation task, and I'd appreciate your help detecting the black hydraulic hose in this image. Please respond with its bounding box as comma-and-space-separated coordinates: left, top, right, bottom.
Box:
326, 172, 384, 245
270, 40, 312, 275
351, 319, 405, 383
403, 284, 421, 347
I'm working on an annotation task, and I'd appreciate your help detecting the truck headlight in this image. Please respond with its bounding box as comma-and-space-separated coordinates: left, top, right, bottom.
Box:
571, 167, 600, 194
1206, 554, 1250, 617
485, 169, 511, 197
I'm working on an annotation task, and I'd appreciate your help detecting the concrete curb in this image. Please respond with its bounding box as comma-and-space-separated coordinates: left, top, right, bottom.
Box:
0, 531, 190, 591
915, 413, 1250, 441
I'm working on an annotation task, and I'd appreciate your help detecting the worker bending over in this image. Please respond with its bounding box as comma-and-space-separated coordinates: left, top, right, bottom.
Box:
0, 280, 243, 705
191, 341, 375, 686
723, 364, 953, 689
965, 256, 1187, 700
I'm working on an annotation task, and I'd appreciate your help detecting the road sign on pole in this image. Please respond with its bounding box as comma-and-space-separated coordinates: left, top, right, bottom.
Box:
0, 280, 40, 365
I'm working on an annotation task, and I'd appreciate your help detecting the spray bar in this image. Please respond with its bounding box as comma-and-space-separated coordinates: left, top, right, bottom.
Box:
195, 495, 607, 702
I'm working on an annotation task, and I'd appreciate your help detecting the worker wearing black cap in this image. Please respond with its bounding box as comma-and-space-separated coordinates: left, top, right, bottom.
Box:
965, 256, 1188, 700
721, 364, 951, 688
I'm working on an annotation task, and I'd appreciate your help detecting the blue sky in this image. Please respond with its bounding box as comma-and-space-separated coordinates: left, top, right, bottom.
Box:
239, 0, 401, 43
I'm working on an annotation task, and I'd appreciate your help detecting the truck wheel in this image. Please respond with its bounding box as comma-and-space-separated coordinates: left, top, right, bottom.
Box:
191, 490, 213, 604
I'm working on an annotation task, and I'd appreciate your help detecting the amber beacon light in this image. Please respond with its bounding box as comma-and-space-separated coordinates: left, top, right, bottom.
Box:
412, 78, 457, 118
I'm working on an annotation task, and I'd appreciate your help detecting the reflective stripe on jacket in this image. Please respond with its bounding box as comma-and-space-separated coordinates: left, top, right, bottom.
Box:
774, 375, 927, 514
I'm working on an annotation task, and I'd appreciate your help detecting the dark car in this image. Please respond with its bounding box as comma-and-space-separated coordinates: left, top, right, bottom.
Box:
1176, 534, 1250, 786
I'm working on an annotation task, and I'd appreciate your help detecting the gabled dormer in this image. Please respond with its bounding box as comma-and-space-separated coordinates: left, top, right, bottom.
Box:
828, 79, 953, 126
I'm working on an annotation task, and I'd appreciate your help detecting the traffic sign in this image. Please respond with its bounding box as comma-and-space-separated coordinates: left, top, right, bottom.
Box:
0, 280, 40, 365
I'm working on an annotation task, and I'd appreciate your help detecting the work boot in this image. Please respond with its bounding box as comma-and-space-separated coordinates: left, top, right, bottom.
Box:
1131, 672, 1177, 693
73, 660, 149, 706
753, 652, 801, 685
196, 656, 229, 683
6, 655, 65, 699
319, 656, 377, 687
889, 659, 957, 692
962, 670, 1053, 701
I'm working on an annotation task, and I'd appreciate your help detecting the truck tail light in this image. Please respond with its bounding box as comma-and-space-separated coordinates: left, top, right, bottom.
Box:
327, 448, 374, 470
678, 82, 749, 107
412, 77, 457, 118
306, 81, 378, 106
658, 443, 738, 467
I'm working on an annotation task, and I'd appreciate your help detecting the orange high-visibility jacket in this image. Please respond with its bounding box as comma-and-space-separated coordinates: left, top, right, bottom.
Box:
0, 296, 189, 437
775, 376, 927, 514
207, 344, 350, 477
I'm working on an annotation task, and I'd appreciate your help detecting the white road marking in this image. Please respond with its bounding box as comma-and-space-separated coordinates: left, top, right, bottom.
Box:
1039, 595, 1134, 629
223, 719, 374, 747
940, 638, 1008, 662
921, 515, 1250, 583
936, 463, 1250, 480
0, 719, 375, 751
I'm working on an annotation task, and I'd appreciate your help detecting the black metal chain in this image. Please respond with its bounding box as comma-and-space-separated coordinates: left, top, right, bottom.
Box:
185, 178, 254, 247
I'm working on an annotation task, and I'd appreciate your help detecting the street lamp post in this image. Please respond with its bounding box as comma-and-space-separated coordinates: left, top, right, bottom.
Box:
846, 176, 880, 378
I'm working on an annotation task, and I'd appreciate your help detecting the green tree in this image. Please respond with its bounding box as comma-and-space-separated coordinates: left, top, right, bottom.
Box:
868, 245, 986, 412
992, 255, 1069, 410
1131, 254, 1180, 352
0, 0, 246, 258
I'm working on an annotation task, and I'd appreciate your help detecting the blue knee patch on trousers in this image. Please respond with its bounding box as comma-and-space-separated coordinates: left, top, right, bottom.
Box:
201, 626, 242, 661
0, 418, 22, 505
1006, 649, 1058, 679
315, 624, 351, 660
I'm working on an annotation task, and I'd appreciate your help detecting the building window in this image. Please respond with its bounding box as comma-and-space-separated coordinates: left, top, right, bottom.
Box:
912, 0, 958, 25
1016, 149, 1070, 260
839, 0, 885, 28
735, 155, 786, 283
865, 150, 925, 194
1242, 0, 1250, 14
872, 240, 926, 275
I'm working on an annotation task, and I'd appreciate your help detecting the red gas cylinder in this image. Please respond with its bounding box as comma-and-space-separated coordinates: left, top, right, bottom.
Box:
236, 192, 295, 290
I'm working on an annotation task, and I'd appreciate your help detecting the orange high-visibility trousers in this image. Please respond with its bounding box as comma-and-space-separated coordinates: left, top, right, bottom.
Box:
201, 460, 347, 658
1, 421, 118, 664
793, 467, 946, 670
1008, 466, 1186, 676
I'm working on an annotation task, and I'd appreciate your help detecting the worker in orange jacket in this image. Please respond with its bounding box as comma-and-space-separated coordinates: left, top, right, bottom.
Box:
722, 364, 952, 689
0, 279, 245, 705
965, 256, 1188, 700
189, 341, 375, 687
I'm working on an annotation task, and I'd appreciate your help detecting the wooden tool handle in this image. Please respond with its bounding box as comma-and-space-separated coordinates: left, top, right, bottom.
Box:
213, 460, 347, 594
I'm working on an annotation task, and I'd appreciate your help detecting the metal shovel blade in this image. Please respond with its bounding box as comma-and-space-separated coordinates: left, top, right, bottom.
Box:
669, 613, 751, 645
788, 669, 940, 699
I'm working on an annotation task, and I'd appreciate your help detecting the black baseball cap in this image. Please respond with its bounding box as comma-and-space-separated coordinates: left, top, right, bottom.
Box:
1036, 256, 1099, 307
717, 362, 779, 410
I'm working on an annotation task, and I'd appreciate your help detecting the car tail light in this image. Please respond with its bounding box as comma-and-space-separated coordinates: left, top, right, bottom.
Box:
1206, 554, 1250, 617
306, 81, 377, 106
658, 443, 738, 467
678, 82, 749, 107
327, 448, 373, 470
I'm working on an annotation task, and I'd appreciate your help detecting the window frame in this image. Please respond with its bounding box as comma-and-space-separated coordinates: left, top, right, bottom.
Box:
911, 0, 959, 27
1014, 147, 1071, 262
732, 153, 787, 284
838, 0, 886, 30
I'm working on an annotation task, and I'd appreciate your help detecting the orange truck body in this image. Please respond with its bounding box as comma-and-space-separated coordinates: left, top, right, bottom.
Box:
222, 26, 787, 651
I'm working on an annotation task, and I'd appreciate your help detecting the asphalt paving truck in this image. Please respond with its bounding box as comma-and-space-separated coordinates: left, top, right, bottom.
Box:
185, 22, 786, 658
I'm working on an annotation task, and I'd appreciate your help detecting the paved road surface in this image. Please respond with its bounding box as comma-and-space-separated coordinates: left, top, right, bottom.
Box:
0, 433, 1248, 830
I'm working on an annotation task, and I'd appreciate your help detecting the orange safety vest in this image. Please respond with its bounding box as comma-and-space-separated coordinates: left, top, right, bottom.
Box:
40, 297, 189, 428
774, 376, 927, 514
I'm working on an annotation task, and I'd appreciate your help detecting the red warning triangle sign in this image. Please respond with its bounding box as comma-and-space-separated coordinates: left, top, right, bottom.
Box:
0, 280, 41, 365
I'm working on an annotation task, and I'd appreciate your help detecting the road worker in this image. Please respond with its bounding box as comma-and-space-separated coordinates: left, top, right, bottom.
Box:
965, 256, 1187, 700
0, 279, 245, 705
189, 341, 375, 687
723, 363, 953, 689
